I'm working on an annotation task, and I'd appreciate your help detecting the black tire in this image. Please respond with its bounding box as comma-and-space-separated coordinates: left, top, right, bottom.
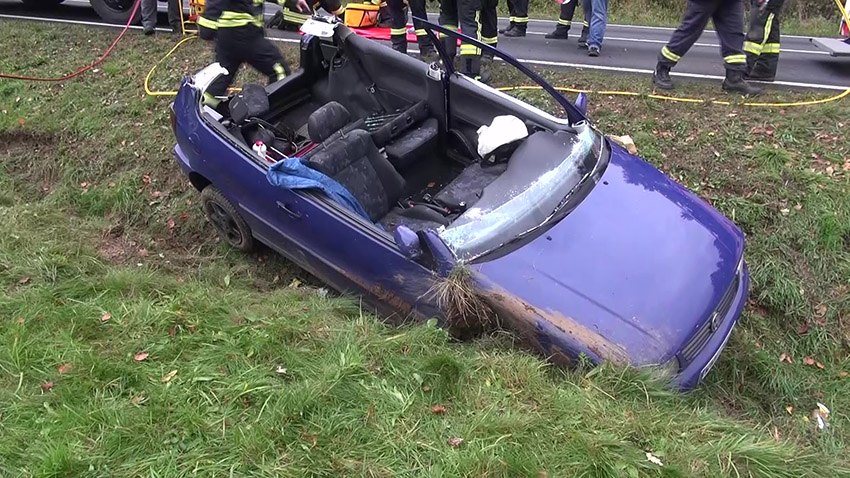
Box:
90, 0, 141, 24
201, 186, 256, 252
21, 0, 66, 7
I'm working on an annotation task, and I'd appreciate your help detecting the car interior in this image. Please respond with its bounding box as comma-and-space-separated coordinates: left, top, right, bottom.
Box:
201, 25, 584, 235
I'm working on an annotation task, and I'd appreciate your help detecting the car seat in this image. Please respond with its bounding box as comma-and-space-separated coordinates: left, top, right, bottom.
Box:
303, 102, 450, 228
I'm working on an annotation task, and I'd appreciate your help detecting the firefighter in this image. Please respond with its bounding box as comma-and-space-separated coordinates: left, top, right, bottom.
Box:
440, 0, 484, 79
544, 0, 589, 44
744, 0, 784, 82
266, 0, 344, 30
198, 0, 308, 107
652, 0, 762, 96
480, 0, 499, 56
388, 0, 437, 57
499, 0, 528, 37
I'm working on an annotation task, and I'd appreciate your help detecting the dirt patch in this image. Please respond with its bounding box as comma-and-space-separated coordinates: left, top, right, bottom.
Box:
0, 130, 62, 196
97, 223, 136, 264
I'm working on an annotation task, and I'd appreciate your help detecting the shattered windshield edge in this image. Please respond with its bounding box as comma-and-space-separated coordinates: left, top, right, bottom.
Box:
439, 127, 600, 263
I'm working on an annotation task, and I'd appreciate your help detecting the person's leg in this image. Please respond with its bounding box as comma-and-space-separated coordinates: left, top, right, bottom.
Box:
747, 0, 784, 80
546, 0, 576, 39
205, 29, 243, 107
579, 0, 592, 46
586, 0, 607, 52
501, 0, 517, 33
653, 0, 712, 89
167, 0, 182, 33
140, 0, 157, 34
439, 0, 460, 60
504, 0, 527, 36
409, 0, 435, 55
458, 0, 483, 78
387, 0, 408, 53
743, 0, 765, 70
713, 0, 762, 95
247, 29, 292, 83
480, 0, 499, 56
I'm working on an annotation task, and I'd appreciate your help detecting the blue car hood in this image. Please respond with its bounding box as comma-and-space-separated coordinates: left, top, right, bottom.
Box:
472, 143, 745, 365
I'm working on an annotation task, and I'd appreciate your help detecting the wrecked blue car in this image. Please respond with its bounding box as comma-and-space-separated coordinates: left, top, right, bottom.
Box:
170, 19, 749, 389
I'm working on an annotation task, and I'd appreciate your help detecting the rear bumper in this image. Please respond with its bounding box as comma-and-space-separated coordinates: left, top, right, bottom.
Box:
673, 263, 750, 390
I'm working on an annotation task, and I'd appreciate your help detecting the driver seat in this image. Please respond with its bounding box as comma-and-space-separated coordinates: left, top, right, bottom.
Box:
304, 102, 450, 228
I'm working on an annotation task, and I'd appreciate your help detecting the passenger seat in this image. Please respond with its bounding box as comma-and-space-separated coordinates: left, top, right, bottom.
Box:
303, 102, 450, 229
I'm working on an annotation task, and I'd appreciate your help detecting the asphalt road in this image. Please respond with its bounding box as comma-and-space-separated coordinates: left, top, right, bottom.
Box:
1, 0, 848, 90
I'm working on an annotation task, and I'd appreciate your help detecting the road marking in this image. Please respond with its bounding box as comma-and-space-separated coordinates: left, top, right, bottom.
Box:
522, 32, 829, 55
1, 12, 844, 91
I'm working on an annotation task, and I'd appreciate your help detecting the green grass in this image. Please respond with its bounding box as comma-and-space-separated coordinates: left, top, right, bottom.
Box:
1, 21, 850, 477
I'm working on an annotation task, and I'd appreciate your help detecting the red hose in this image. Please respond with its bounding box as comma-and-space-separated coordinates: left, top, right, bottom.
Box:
0, 0, 141, 81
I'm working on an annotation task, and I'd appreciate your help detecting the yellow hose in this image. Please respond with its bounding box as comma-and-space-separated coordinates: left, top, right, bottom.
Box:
144, 34, 197, 97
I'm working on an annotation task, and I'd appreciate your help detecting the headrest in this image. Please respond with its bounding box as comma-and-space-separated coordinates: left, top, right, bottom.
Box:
308, 101, 351, 143
228, 83, 269, 124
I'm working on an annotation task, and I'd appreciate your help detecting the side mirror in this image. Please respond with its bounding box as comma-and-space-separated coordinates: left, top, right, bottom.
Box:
575, 92, 588, 116
420, 229, 456, 277
393, 225, 422, 260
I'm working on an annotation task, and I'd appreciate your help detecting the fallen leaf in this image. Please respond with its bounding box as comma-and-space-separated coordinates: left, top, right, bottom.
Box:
166, 219, 175, 230
134, 352, 149, 362
275, 365, 288, 375
422, 385, 431, 392
41, 381, 54, 391
18, 118, 25, 126
816, 362, 825, 370
168, 326, 176, 337
80, 181, 88, 188
58, 363, 73, 374
100, 312, 112, 323
161, 370, 178, 383
448, 437, 464, 447
138, 248, 148, 257
151, 190, 163, 199
786, 405, 794, 415
839, 371, 849, 378
815, 304, 828, 317
130, 394, 147, 405
797, 323, 810, 335
15, 317, 25, 324
223, 274, 231, 287
645, 452, 664, 467
142, 174, 151, 185
772, 426, 781, 442
803, 356, 815, 366
18, 276, 30, 284
108, 181, 116, 188
431, 405, 447, 414
779, 353, 793, 364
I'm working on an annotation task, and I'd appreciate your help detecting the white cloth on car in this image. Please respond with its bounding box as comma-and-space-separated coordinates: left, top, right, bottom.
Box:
476, 115, 528, 157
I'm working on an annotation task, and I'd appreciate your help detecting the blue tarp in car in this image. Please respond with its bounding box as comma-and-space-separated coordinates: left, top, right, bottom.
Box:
267, 158, 371, 220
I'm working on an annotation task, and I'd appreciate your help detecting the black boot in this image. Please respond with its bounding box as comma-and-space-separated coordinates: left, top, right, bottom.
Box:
391, 37, 408, 54
744, 66, 776, 82
503, 23, 526, 37
722, 69, 763, 96
652, 62, 673, 90
499, 22, 515, 34
460, 56, 481, 78
545, 24, 569, 39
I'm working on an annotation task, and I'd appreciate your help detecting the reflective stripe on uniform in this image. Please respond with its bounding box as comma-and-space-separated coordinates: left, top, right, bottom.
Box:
283, 8, 311, 23
743, 40, 762, 55
460, 43, 480, 55
724, 54, 746, 64
557, 19, 571, 26
439, 24, 457, 38
661, 46, 680, 62
273, 63, 286, 81
390, 27, 407, 35
197, 16, 218, 29
218, 10, 263, 27
509, 16, 528, 23
415, 28, 427, 36
761, 42, 780, 54
482, 36, 497, 44
203, 92, 221, 107
583, 21, 588, 26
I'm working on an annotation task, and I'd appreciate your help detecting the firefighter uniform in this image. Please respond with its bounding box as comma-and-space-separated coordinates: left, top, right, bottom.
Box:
744, 0, 784, 81
545, 0, 589, 42
480, 0, 499, 54
388, 0, 435, 55
440, 0, 483, 78
501, 0, 528, 36
653, 0, 761, 95
198, 0, 293, 106
280, 0, 344, 27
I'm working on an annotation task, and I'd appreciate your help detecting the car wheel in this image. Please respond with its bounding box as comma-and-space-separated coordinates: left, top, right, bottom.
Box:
21, 0, 65, 7
90, 0, 141, 24
201, 186, 255, 252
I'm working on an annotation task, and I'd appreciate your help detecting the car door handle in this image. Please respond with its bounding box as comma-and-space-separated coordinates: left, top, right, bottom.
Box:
276, 201, 302, 220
